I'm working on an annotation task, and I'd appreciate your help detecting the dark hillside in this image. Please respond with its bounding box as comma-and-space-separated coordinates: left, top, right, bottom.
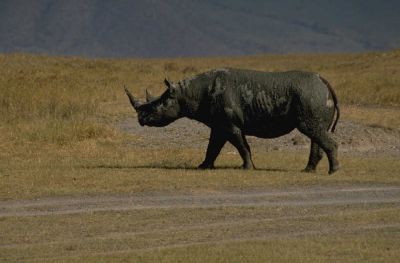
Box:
0, 0, 399, 57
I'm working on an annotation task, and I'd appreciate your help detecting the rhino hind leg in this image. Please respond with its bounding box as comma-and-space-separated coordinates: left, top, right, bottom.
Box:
302, 141, 324, 173
313, 132, 339, 174
316, 133, 339, 174
198, 129, 227, 169
298, 125, 339, 174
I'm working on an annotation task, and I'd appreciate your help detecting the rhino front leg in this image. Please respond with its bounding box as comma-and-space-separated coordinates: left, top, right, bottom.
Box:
198, 129, 227, 169
227, 127, 255, 170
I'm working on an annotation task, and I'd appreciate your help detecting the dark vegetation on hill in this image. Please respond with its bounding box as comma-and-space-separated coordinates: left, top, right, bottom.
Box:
1, 0, 400, 58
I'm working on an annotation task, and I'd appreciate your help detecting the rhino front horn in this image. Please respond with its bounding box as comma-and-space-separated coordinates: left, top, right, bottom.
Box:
124, 86, 142, 110
164, 78, 171, 88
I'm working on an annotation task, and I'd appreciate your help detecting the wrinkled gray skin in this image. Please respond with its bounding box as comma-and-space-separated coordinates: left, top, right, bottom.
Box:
125, 68, 340, 174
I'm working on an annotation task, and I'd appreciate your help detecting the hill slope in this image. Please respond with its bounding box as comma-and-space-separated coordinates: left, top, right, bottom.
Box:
0, 0, 400, 57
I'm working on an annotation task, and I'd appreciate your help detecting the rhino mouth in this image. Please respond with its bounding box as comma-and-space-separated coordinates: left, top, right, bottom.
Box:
138, 115, 176, 127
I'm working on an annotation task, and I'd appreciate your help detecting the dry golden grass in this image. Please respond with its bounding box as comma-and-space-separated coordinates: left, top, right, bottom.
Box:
1, 50, 399, 262
1, 49, 400, 123
342, 105, 400, 130
1, 50, 400, 199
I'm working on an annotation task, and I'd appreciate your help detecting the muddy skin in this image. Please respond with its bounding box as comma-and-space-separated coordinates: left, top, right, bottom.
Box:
125, 68, 340, 174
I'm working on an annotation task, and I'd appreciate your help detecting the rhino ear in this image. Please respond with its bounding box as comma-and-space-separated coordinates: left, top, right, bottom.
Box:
168, 85, 178, 98
164, 78, 178, 97
164, 78, 171, 88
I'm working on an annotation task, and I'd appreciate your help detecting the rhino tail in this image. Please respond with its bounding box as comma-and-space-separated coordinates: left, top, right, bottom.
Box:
320, 76, 340, 133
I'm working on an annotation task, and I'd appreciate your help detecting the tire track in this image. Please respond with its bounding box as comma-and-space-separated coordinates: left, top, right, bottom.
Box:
1, 186, 399, 218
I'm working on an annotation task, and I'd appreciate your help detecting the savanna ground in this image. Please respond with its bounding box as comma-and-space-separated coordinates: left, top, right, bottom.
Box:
0, 50, 400, 262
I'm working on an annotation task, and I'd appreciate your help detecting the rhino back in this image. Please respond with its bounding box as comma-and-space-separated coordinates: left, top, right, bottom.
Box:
182, 68, 331, 137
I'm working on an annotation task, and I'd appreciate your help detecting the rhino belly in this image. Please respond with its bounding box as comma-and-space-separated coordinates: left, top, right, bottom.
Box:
244, 116, 296, 138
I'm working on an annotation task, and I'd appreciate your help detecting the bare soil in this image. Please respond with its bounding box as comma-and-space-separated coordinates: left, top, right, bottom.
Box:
118, 115, 400, 157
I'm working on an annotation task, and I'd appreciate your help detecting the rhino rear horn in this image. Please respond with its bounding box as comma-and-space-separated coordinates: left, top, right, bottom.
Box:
145, 89, 155, 102
124, 86, 142, 110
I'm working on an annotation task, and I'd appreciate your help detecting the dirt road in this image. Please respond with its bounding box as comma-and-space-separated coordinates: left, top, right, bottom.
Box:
1, 185, 399, 261
1, 186, 399, 218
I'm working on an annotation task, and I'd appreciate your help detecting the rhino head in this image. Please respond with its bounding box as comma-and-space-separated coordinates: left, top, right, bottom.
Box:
125, 79, 182, 127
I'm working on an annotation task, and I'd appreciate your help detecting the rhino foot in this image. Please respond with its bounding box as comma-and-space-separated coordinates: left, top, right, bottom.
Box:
328, 166, 340, 174
301, 166, 317, 173
241, 163, 255, 170
198, 162, 215, 169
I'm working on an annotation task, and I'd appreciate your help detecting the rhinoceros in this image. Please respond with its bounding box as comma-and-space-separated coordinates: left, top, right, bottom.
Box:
125, 68, 340, 174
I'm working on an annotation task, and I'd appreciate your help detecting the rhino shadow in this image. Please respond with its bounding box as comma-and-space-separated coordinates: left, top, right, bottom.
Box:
82, 164, 288, 172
